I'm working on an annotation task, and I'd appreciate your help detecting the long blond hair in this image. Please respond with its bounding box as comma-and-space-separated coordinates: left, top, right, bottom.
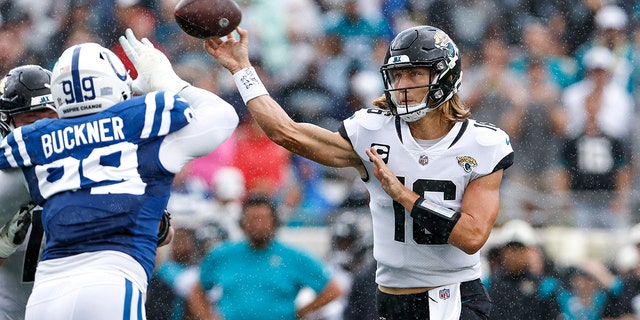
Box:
372, 93, 471, 122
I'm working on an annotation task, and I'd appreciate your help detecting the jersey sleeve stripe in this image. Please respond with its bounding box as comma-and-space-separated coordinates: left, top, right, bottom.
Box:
14, 128, 32, 166
140, 93, 158, 139
2, 140, 18, 167
157, 92, 174, 136
3, 128, 31, 167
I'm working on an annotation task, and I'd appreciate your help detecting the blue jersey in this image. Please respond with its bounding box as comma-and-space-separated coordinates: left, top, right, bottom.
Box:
0, 91, 193, 279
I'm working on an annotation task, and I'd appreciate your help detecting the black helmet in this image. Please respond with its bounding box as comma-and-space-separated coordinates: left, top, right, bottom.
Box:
0, 65, 55, 136
380, 25, 462, 122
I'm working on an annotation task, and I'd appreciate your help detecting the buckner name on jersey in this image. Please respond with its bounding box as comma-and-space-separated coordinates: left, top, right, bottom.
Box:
41, 116, 125, 158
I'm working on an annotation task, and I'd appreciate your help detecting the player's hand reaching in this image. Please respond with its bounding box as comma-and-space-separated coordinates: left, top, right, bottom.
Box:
119, 28, 190, 94
0, 203, 34, 258
204, 27, 252, 74
366, 147, 418, 207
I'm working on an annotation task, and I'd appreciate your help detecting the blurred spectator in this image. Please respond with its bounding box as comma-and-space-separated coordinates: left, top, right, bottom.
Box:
509, 21, 578, 89
189, 194, 342, 320
111, 3, 169, 79
233, 0, 295, 80
342, 258, 376, 320
42, 0, 103, 70
550, 259, 623, 320
0, 8, 44, 78
324, 0, 392, 69
279, 59, 342, 129
154, 0, 183, 56
487, 219, 561, 319
202, 166, 246, 241
281, 0, 324, 84
574, 5, 639, 98
558, 46, 634, 229
501, 58, 568, 226
231, 117, 291, 197
425, 0, 499, 54
280, 155, 338, 226
308, 210, 372, 319
147, 227, 201, 320
555, 0, 603, 56
312, 34, 358, 119
605, 223, 640, 318
562, 46, 634, 140
460, 36, 528, 126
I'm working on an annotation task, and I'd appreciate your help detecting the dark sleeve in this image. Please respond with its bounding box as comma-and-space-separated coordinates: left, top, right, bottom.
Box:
344, 261, 377, 320
492, 152, 514, 173
603, 277, 636, 317
338, 123, 352, 145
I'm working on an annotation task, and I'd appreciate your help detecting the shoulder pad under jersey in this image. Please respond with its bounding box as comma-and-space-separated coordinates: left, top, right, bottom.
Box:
345, 108, 393, 131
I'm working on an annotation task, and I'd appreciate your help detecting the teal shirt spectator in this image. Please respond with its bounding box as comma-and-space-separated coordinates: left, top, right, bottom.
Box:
200, 239, 332, 320
539, 274, 624, 320
510, 55, 578, 89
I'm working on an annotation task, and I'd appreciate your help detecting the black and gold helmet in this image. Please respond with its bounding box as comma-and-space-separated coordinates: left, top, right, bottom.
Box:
380, 25, 462, 122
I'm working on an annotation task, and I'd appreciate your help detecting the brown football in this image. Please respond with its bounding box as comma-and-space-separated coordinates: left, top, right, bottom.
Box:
174, 0, 242, 39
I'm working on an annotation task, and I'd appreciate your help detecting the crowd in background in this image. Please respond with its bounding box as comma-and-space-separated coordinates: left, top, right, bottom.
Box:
5, 0, 640, 318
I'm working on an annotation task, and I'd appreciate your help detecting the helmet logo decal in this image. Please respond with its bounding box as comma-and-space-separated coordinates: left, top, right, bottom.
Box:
434, 30, 457, 59
456, 155, 477, 173
31, 94, 53, 106
387, 55, 410, 64
102, 51, 128, 82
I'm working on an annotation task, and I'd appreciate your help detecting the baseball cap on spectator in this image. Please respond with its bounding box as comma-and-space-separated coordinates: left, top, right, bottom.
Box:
212, 166, 246, 201
498, 219, 539, 247
583, 46, 614, 71
595, 5, 627, 30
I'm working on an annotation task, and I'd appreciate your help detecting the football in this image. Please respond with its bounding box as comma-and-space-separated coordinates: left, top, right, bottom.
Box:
174, 0, 242, 39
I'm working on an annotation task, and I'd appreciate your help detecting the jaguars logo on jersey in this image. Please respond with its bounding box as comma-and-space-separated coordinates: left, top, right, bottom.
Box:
456, 155, 477, 173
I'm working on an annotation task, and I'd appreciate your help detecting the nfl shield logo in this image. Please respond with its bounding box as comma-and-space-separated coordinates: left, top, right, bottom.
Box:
439, 288, 450, 300
419, 155, 429, 165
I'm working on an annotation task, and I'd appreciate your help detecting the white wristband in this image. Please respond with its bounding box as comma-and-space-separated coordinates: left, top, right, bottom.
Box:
233, 67, 269, 104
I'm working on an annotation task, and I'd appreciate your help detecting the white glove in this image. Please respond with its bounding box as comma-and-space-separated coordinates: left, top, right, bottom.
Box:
118, 28, 190, 94
0, 203, 34, 258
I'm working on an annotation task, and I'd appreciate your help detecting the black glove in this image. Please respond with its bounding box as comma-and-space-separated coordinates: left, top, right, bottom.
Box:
157, 210, 172, 245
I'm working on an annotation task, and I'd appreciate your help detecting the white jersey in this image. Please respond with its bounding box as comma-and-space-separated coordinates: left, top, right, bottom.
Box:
341, 109, 513, 288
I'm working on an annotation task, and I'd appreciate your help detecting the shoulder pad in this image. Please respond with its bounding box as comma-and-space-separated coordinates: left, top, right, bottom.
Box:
345, 108, 393, 131
469, 120, 511, 147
